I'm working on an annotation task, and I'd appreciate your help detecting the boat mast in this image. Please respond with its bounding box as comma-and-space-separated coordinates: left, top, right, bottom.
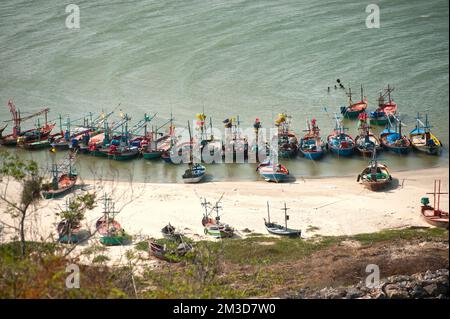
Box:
267, 201, 271, 223
360, 84, 364, 101
187, 120, 193, 166
281, 202, 290, 230
347, 87, 353, 106
427, 180, 448, 212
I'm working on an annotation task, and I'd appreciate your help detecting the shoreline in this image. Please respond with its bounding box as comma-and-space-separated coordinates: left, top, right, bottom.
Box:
0, 165, 448, 266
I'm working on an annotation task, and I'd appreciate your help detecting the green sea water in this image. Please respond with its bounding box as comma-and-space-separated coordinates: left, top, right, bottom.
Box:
0, 0, 448, 182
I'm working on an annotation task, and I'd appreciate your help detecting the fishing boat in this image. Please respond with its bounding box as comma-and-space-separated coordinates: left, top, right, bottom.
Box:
42, 152, 78, 199
327, 115, 355, 156
18, 124, 57, 150
57, 220, 84, 244
96, 197, 127, 246
354, 112, 381, 156
380, 117, 411, 154
369, 84, 398, 126
161, 223, 184, 242
222, 116, 249, 160
201, 196, 234, 238
409, 113, 443, 155
357, 150, 392, 191
264, 202, 301, 237
275, 113, 298, 157
182, 121, 206, 183
0, 124, 7, 136
149, 240, 192, 262
420, 180, 448, 229
0, 100, 52, 146
340, 85, 368, 119
142, 115, 174, 159
195, 113, 223, 163
257, 160, 289, 183
299, 118, 325, 160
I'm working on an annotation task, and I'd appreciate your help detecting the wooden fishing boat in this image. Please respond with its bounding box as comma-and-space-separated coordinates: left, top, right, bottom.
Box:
201, 196, 234, 238
357, 151, 392, 191
149, 240, 192, 262
108, 144, 140, 160
264, 202, 301, 237
96, 197, 126, 246
0, 100, 51, 146
222, 116, 249, 160
299, 118, 325, 160
327, 115, 355, 156
161, 223, 184, 242
182, 121, 206, 183
355, 112, 381, 156
142, 134, 171, 159
258, 161, 290, 182
57, 220, 83, 244
409, 113, 443, 155
380, 117, 411, 154
341, 85, 368, 119
420, 180, 448, 229
42, 154, 78, 199
369, 85, 398, 126
275, 113, 298, 157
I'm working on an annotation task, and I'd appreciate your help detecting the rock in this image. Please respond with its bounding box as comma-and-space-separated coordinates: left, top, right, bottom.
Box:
411, 284, 427, 298
423, 283, 439, 297
384, 284, 410, 299
345, 288, 364, 299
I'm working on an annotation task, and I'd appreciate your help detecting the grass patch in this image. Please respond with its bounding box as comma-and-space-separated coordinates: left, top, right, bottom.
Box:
92, 254, 110, 264
135, 241, 149, 252
350, 227, 448, 245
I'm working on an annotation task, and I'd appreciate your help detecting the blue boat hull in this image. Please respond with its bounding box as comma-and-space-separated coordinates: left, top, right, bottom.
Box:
328, 145, 354, 156
301, 149, 324, 160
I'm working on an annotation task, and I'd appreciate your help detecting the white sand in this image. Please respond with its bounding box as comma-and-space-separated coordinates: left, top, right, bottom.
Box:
1, 166, 448, 265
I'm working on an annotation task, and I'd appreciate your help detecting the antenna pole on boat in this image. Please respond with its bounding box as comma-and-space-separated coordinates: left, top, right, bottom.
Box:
267, 201, 270, 223
347, 87, 353, 105
426, 180, 448, 213
187, 120, 193, 165
360, 84, 364, 101
281, 202, 290, 229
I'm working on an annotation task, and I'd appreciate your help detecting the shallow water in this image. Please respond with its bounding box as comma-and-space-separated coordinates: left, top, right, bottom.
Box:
0, 0, 448, 182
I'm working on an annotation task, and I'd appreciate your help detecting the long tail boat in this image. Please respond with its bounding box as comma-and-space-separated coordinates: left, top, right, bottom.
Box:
357, 149, 392, 191
264, 202, 301, 237
299, 118, 325, 160
42, 152, 78, 199
96, 196, 127, 246
369, 84, 398, 126
409, 113, 443, 155
327, 114, 355, 156
380, 116, 411, 154
355, 112, 381, 156
182, 121, 206, 183
200, 196, 234, 238
275, 113, 298, 157
340, 85, 368, 119
0, 100, 52, 146
420, 180, 448, 229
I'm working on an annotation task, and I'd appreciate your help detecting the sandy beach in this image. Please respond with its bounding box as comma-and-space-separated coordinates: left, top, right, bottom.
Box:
1, 166, 448, 244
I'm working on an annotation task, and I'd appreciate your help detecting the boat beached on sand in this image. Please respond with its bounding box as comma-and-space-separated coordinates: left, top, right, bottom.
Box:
357, 150, 392, 191
264, 202, 301, 237
42, 152, 78, 199
420, 180, 448, 229
201, 196, 234, 238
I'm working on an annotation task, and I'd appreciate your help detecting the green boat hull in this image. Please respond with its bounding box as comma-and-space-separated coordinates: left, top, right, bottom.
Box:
343, 110, 364, 119
100, 236, 124, 246
142, 151, 162, 159
89, 149, 109, 157
22, 140, 51, 150
108, 152, 140, 161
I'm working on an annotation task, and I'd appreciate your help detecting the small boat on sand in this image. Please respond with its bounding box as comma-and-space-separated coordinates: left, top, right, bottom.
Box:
257, 160, 290, 182
201, 196, 234, 238
149, 240, 192, 262
96, 197, 127, 246
264, 202, 301, 237
42, 152, 78, 199
420, 180, 448, 229
357, 150, 392, 191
